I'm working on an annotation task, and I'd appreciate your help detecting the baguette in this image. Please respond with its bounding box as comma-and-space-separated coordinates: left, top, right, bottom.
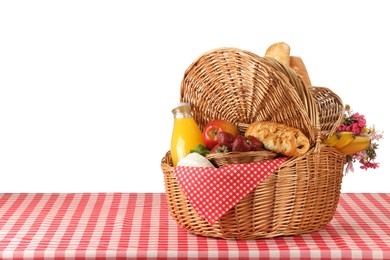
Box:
264, 42, 291, 67
290, 56, 312, 87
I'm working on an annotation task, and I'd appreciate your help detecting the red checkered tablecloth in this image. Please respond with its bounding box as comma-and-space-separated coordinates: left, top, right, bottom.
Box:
0, 193, 389, 259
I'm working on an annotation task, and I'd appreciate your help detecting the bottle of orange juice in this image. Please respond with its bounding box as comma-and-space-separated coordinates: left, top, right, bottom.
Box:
171, 103, 205, 166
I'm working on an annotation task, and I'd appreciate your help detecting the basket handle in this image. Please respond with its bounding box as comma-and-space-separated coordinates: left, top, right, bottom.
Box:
260, 58, 344, 153
261, 57, 322, 151
309, 86, 345, 142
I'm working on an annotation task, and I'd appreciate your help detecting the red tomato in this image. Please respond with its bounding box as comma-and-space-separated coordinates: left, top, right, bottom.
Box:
202, 119, 239, 149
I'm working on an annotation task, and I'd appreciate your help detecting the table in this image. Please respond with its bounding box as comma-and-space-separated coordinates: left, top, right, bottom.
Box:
0, 193, 389, 259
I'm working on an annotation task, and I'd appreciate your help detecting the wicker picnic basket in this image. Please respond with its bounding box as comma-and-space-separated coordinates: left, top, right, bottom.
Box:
161, 47, 346, 239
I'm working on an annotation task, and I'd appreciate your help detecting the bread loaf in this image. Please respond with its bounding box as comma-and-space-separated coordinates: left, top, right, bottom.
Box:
245, 122, 310, 157
289, 56, 312, 87
264, 42, 291, 67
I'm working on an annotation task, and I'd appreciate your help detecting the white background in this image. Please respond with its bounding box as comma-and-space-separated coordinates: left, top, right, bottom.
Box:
0, 1, 388, 193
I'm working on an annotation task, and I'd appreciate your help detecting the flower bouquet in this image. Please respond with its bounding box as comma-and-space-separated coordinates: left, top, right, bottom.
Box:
324, 105, 384, 173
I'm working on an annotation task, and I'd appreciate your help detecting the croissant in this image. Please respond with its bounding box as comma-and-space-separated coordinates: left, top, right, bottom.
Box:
245, 122, 310, 157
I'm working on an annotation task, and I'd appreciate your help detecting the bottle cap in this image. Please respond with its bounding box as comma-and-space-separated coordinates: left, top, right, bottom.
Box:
172, 102, 190, 110
172, 102, 194, 118
172, 102, 191, 113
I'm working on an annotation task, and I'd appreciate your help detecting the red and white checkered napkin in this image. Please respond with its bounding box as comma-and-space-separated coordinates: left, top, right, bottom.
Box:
173, 157, 288, 225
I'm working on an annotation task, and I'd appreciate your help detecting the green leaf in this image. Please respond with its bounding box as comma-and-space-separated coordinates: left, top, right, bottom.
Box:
190, 144, 210, 156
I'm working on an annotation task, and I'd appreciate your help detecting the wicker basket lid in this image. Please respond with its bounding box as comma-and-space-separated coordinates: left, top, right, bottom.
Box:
180, 47, 316, 144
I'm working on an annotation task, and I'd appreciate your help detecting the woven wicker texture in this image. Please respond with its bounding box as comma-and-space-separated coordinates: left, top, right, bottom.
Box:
310, 86, 345, 141
161, 146, 345, 239
162, 47, 345, 239
206, 150, 278, 168
262, 57, 320, 138
180, 48, 316, 144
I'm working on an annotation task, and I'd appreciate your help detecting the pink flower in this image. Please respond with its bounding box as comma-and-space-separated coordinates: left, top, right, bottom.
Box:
359, 160, 380, 170
345, 161, 354, 173
338, 124, 347, 131
352, 113, 366, 128
350, 123, 362, 135
339, 105, 383, 174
